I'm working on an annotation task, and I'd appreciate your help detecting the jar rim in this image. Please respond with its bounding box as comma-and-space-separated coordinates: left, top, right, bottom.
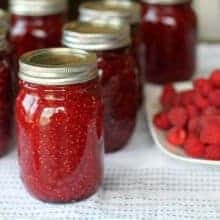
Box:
62, 20, 131, 51
79, 0, 141, 24
141, 0, 191, 4
19, 48, 98, 86
9, 0, 67, 16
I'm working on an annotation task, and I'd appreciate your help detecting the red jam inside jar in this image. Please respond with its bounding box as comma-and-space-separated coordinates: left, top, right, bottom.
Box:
0, 27, 13, 156
79, 0, 143, 106
140, 0, 197, 84
9, 0, 67, 57
63, 21, 139, 152
16, 48, 104, 202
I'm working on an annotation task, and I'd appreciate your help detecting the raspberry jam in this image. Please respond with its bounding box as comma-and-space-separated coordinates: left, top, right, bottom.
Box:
0, 26, 13, 156
141, 0, 197, 84
63, 21, 139, 152
79, 0, 143, 104
9, 0, 67, 57
16, 48, 104, 202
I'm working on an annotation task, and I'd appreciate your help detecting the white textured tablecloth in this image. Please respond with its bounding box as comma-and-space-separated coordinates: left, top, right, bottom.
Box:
1, 44, 220, 220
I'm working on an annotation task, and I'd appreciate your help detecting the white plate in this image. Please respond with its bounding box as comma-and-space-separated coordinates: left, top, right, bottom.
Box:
145, 81, 220, 166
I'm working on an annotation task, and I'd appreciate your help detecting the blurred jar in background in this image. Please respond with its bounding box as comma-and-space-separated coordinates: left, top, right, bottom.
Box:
141, 0, 197, 84
0, 25, 13, 156
9, 0, 68, 57
193, 0, 220, 42
63, 21, 139, 153
79, 0, 143, 105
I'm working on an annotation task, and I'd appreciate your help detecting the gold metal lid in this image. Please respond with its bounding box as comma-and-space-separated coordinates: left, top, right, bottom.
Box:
9, 0, 67, 16
62, 20, 131, 51
0, 9, 9, 28
142, 0, 191, 4
79, 0, 140, 25
19, 48, 98, 85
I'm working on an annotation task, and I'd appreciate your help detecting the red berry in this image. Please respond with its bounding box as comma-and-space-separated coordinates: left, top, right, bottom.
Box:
208, 89, 220, 107
186, 105, 199, 118
210, 69, 220, 87
184, 134, 205, 158
200, 123, 220, 145
160, 84, 176, 109
168, 107, 188, 127
167, 127, 187, 146
205, 145, 220, 160
153, 112, 171, 130
203, 106, 220, 115
181, 90, 195, 106
188, 116, 201, 135
194, 78, 212, 97
194, 93, 209, 109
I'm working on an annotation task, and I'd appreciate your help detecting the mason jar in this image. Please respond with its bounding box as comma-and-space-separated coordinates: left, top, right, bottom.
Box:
141, 0, 197, 84
63, 21, 139, 152
16, 48, 104, 202
79, 0, 143, 105
9, 0, 68, 57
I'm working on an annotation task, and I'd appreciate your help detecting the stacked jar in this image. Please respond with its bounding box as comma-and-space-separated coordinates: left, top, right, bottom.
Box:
141, 0, 197, 84
9, 0, 68, 57
62, 21, 139, 152
0, 25, 13, 156
79, 0, 143, 105
16, 48, 104, 202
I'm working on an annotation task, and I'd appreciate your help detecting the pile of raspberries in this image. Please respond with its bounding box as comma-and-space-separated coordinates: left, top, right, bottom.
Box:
153, 70, 220, 160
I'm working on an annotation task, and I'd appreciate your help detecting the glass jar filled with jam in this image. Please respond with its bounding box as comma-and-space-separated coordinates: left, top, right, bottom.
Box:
0, 26, 13, 156
16, 48, 104, 203
141, 0, 197, 84
9, 0, 68, 57
62, 21, 139, 153
79, 0, 143, 104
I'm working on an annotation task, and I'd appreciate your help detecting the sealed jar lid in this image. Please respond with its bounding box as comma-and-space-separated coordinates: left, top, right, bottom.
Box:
9, 0, 68, 16
79, 0, 140, 25
19, 48, 98, 85
62, 20, 131, 51
142, 0, 190, 4
0, 9, 9, 28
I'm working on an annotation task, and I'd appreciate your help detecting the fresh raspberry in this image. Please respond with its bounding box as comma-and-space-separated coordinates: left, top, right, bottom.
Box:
210, 69, 220, 87
187, 117, 201, 135
203, 106, 220, 115
153, 112, 171, 130
194, 93, 209, 109
200, 123, 220, 145
160, 84, 176, 109
167, 127, 187, 146
193, 78, 212, 97
208, 89, 220, 107
205, 145, 220, 160
184, 134, 205, 158
186, 105, 200, 118
179, 90, 195, 106
168, 107, 188, 127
